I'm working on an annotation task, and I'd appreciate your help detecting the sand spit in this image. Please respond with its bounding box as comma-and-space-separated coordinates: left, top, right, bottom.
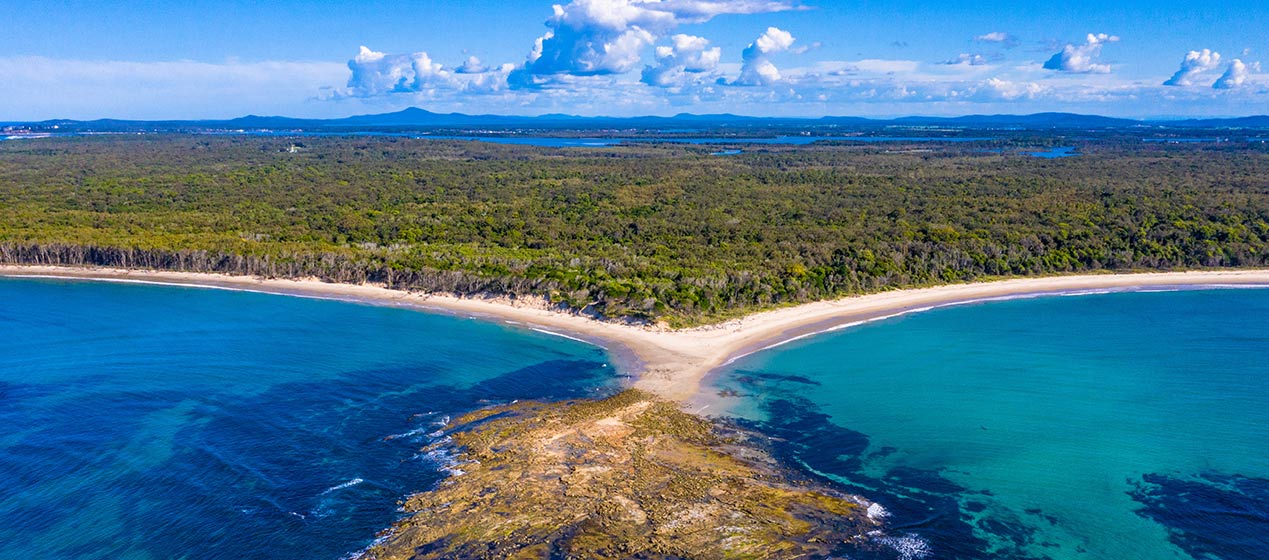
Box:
4, 265, 1269, 402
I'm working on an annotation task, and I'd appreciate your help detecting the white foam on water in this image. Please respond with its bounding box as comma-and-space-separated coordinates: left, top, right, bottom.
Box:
382, 426, 431, 441
10, 274, 369, 303
722, 312, 913, 366
4, 276, 613, 355
721, 285, 1269, 367
321, 477, 365, 495
878, 534, 933, 560
420, 446, 455, 465
866, 502, 890, 520
342, 532, 392, 560
1058, 289, 1114, 296
1199, 283, 1269, 290
530, 327, 607, 349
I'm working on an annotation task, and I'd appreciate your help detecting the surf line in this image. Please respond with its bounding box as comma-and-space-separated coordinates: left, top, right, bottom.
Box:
719, 285, 1269, 367
8, 274, 376, 304
530, 327, 609, 350
321, 478, 365, 495
9, 272, 618, 352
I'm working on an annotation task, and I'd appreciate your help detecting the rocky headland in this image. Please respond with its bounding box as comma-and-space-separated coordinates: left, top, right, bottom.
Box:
363, 390, 892, 559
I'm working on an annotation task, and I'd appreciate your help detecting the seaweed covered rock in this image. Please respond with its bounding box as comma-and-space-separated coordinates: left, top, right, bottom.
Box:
365, 390, 884, 559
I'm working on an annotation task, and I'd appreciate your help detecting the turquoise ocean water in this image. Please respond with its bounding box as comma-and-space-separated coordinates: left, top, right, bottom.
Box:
712, 288, 1269, 559
0, 278, 617, 559
5, 277, 1268, 559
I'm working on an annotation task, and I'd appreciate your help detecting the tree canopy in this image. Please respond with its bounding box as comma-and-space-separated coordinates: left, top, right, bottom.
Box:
3, 135, 1267, 325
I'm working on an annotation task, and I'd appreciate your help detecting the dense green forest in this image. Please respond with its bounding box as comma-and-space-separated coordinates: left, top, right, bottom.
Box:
2, 135, 1267, 325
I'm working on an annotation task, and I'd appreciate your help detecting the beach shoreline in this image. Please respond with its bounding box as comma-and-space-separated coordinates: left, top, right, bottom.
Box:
5, 264, 1269, 403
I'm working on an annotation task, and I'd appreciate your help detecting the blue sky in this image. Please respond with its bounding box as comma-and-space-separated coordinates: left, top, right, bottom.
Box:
1, 0, 1265, 119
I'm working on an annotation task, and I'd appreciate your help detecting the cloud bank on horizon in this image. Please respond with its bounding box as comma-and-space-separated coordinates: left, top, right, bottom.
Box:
333, 0, 1268, 117
335, 0, 1265, 118
2, 0, 1266, 119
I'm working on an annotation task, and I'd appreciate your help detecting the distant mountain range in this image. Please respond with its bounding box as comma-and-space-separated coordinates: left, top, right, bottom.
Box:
8, 108, 1269, 132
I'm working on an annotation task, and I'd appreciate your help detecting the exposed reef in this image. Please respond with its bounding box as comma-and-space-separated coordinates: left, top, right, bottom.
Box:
363, 390, 890, 559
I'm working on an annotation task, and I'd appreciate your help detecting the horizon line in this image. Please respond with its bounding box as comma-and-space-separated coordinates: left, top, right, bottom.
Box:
5, 108, 1269, 126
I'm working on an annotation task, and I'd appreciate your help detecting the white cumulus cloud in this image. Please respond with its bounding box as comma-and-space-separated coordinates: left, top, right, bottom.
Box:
733, 26, 795, 86
641, 34, 721, 87
944, 53, 991, 66
1043, 33, 1119, 74
343, 46, 514, 97
1213, 59, 1255, 89
510, 0, 797, 87
346, 46, 452, 96
978, 77, 1046, 100
975, 32, 1018, 48
455, 56, 490, 74
1163, 49, 1221, 86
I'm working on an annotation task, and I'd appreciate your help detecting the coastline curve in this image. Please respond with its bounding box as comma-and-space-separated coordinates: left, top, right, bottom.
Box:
4, 265, 1269, 404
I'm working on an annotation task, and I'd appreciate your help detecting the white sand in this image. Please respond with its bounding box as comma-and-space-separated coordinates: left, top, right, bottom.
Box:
5, 265, 1269, 402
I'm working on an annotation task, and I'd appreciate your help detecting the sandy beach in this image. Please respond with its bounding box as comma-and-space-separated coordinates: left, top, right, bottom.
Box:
4, 264, 1269, 402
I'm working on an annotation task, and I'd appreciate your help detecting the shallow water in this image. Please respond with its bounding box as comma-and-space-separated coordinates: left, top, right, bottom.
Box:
1025, 146, 1078, 158
712, 288, 1269, 560
0, 278, 617, 559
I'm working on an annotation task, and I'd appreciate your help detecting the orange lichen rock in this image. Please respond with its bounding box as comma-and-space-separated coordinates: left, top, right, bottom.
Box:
364, 390, 880, 560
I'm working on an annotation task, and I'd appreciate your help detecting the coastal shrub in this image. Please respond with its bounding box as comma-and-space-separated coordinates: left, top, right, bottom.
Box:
3, 135, 1267, 324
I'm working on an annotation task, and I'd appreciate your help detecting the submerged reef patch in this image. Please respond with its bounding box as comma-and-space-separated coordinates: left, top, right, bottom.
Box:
1130, 472, 1269, 560
722, 372, 1055, 559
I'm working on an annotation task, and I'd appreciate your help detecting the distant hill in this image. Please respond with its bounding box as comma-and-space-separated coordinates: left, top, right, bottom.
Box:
1162, 116, 1269, 128
8, 109, 1269, 132
886, 112, 1141, 128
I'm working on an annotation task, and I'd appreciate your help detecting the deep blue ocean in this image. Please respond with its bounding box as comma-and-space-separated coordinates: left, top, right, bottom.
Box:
0, 278, 617, 559
5, 279, 1269, 560
712, 288, 1269, 560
